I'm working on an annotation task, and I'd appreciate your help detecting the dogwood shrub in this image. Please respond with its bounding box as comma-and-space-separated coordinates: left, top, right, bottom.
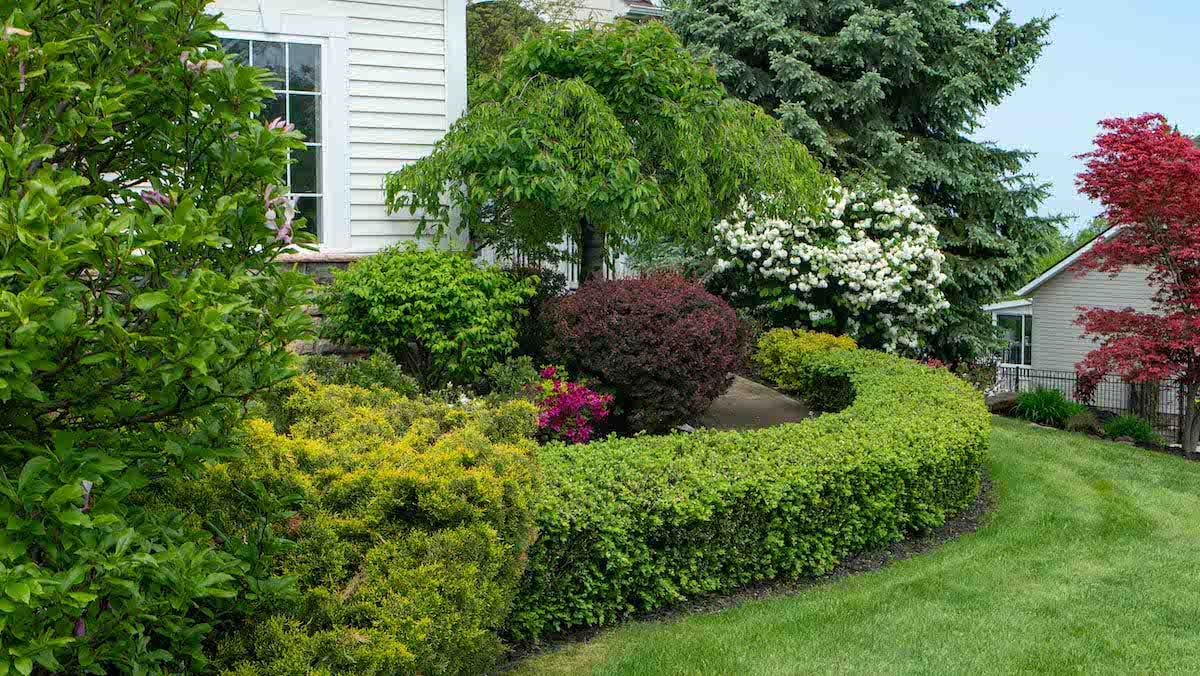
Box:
710, 182, 949, 351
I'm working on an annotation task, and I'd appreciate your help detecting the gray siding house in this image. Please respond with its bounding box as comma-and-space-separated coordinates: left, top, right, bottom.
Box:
983, 226, 1155, 373
983, 226, 1185, 429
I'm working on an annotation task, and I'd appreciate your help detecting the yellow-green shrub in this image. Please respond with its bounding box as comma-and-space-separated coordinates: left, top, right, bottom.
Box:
509, 344, 987, 640
172, 378, 539, 674
755, 329, 859, 411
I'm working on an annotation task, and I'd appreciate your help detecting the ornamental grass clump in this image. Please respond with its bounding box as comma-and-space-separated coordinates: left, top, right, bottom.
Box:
1015, 388, 1086, 428
0, 3, 313, 672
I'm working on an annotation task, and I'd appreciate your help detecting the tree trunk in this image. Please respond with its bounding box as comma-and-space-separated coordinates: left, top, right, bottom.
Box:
579, 217, 605, 285
1184, 386, 1200, 456
1131, 381, 1161, 422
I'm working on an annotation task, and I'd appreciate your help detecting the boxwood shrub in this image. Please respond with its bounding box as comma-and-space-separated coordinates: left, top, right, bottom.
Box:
168, 378, 540, 674
509, 335, 988, 640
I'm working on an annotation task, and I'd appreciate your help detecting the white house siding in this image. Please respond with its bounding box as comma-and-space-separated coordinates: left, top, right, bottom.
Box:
570, 0, 615, 23
1027, 265, 1156, 374
208, 0, 465, 254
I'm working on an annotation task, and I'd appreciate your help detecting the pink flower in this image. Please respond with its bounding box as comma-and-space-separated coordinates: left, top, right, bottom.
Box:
185, 58, 223, 73
140, 190, 173, 209
266, 117, 295, 133
531, 369, 613, 444
263, 185, 297, 244
3, 26, 32, 40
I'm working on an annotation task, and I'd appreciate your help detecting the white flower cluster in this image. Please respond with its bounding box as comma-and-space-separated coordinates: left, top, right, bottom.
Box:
711, 182, 950, 351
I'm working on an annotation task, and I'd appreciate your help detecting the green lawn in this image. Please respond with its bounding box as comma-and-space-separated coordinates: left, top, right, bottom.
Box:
513, 416, 1200, 674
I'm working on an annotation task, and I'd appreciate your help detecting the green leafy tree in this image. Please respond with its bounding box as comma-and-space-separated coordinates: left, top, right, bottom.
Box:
386, 21, 831, 281
1033, 217, 1109, 273
669, 0, 1063, 360
0, 1, 312, 671
467, 0, 580, 80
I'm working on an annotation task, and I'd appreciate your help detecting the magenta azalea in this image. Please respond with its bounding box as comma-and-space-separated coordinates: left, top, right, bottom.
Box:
529, 367, 612, 444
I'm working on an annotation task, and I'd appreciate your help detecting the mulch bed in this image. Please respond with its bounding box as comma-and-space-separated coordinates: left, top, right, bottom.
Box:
501, 470, 996, 669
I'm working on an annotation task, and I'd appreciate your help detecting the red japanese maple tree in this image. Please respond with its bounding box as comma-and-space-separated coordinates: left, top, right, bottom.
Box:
1073, 113, 1200, 454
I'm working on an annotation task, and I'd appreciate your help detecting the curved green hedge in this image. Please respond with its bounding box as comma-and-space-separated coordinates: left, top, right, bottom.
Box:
509, 343, 989, 640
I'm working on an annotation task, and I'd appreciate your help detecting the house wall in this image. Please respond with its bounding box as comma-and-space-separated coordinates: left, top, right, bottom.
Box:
1027, 265, 1156, 373
570, 0, 615, 22
209, 0, 466, 254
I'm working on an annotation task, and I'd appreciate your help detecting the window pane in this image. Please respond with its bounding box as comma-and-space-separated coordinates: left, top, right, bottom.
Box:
288, 43, 320, 92
997, 315, 1022, 365
1023, 317, 1033, 366
290, 94, 320, 142
291, 146, 321, 195
296, 196, 321, 239
252, 41, 285, 86
263, 92, 286, 124
221, 38, 249, 64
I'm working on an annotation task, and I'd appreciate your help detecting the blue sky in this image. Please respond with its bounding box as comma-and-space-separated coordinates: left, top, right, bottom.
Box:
977, 0, 1200, 232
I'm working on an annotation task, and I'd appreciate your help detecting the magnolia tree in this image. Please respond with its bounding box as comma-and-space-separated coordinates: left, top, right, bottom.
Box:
0, 2, 312, 671
1073, 114, 1200, 454
710, 182, 949, 352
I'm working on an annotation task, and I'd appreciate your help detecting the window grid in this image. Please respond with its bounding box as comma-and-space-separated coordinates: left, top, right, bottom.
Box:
998, 314, 1033, 366
222, 38, 322, 241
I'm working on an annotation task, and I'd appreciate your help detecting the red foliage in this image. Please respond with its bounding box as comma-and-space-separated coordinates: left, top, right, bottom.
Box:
544, 274, 741, 433
1072, 114, 1200, 451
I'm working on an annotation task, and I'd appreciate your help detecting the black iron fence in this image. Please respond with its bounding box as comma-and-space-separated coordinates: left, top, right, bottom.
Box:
995, 366, 1188, 445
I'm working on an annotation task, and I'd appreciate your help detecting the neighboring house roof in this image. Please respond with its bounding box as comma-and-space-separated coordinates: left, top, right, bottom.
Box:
982, 299, 1033, 313
1014, 225, 1124, 297
623, 0, 665, 17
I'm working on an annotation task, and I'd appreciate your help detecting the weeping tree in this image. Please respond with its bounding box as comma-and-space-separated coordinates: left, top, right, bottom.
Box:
385, 21, 831, 281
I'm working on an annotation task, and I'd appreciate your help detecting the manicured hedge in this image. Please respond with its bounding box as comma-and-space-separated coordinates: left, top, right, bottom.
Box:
509, 336, 988, 639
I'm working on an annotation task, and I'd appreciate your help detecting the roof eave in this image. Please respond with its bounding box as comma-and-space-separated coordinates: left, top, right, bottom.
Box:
624, 5, 666, 16
1014, 225, 1123, 297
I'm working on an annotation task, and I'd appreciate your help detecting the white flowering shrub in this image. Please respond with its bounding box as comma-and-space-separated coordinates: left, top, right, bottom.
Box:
710, 182, 949, 351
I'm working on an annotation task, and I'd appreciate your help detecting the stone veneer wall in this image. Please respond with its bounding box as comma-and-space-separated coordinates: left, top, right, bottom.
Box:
279, 253, 366, 356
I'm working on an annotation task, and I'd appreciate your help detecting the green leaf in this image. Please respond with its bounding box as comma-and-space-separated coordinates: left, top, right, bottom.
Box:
47, 483, 83, 508
56, 510, 90, 527
4, 582, 30, 604
17, 457, 50, 494
132, 292, 170, 310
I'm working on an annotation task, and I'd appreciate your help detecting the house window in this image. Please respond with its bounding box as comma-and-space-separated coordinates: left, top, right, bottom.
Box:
998, 314, 1033, 366
221, 38, 323, 240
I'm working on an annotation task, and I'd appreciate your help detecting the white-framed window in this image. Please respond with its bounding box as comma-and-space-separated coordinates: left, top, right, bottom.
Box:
215, 11, 350, 251
221, 37, 324, 240
997, 314, 1033, 366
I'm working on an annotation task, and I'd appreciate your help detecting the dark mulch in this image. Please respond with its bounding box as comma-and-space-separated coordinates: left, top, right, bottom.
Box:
501, 471, 996, 670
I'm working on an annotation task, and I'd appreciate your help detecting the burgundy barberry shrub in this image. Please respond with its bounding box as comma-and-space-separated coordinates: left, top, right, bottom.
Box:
545, 274, 741, 432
